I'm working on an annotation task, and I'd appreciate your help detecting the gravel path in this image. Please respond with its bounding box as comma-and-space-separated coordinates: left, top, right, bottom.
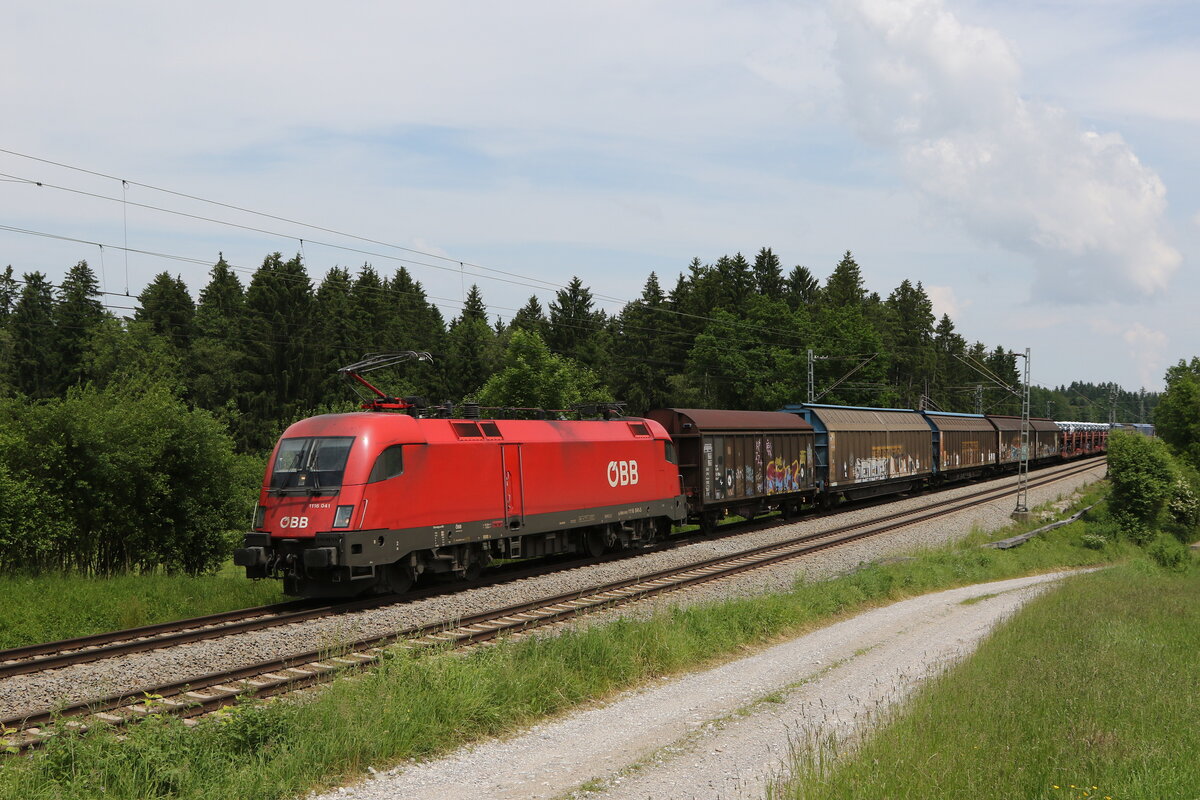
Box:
310, 570, 1079, 800
0, 460, 1105, 720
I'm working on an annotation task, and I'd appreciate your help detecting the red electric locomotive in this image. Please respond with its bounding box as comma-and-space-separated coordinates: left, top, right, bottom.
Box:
234, 410, 687, 597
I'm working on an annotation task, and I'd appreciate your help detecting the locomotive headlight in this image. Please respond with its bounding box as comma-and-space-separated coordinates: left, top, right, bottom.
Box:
253, 504, 266, 529
333, 505, 354, 528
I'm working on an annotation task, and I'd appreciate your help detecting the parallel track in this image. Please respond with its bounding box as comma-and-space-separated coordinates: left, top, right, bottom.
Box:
1, 457, 1103, 752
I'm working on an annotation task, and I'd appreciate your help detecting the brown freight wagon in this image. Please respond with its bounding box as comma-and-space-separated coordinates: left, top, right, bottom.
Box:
922, 411, 998, 479
987, 416, 1061, 464
645, 409, 817, 527
1029, 417, 1061, 460
781, 404, 934, 501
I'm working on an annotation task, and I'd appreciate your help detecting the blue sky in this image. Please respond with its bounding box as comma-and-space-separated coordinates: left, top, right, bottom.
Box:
2, 0, 1196, 394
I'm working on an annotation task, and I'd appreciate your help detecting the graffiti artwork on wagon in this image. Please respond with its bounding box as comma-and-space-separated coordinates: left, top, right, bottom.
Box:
765, 456, 805, 494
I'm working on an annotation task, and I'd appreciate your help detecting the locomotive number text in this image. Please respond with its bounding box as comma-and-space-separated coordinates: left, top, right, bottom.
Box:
607, 460, 639, 487
279, 516, 310, 529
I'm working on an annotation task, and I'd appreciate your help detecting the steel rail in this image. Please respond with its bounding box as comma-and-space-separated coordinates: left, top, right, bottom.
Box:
0, 457, 1097, 677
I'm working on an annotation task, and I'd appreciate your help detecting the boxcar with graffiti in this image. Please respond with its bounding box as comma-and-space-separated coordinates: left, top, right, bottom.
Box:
645, 408, 817, 528
923, 411, 998, 479
779, 404, 934, 500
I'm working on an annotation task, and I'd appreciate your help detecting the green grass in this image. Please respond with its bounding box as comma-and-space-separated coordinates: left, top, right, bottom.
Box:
771, 560, 1200, 800
0, 563, 284, 649
0, 486, 1139, 800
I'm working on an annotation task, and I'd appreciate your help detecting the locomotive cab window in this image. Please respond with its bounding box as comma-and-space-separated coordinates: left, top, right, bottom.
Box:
368, 445, 405, 483
270, 436, 354, 493
664, 440, 678, 465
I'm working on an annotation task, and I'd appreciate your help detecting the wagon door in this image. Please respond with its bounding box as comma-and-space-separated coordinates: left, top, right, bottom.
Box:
501, 444, 524, 530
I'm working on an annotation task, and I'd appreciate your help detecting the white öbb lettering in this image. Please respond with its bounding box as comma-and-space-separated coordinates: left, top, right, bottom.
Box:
279, 516, 309, 529
606, 460, 639, 487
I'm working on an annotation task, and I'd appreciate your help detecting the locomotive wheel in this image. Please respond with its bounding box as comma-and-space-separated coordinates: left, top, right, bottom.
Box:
463, 558, 484, 581
460, 544, 489, 581
586, 529, 607, 559
383, 562, 414, 594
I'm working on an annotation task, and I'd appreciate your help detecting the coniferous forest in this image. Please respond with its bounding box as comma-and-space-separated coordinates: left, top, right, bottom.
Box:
0, 247, 1159, 574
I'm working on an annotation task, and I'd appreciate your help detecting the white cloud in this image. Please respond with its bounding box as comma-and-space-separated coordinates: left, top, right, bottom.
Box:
926, 284, 969, 320
1121, 322, 1169, 389
827, 0, 1181, 303
1089, 318, 1168, 388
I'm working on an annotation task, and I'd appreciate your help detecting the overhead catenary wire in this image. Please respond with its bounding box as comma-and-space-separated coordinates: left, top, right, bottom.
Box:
0, 221, 948, 360
0, 150, 1062, 383
0, 153, 845, 345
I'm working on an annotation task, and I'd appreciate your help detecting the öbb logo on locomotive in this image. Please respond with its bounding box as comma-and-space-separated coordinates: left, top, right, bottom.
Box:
607, 459, 640, 487
279, 516, 309, 529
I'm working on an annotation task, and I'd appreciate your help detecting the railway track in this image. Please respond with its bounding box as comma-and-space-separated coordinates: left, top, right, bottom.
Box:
0, 456, 1097, 681
0, 541, 694, 679
1, 457, 1103, 752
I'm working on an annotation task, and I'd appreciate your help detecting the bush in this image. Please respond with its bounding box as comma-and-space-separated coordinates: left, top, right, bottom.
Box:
1147, 534, 1191, 572
1107, 431, 1177, 543
0, 384, 257, 575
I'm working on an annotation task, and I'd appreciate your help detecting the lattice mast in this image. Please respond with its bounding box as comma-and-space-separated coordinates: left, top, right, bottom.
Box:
1014, 348, 1031, 515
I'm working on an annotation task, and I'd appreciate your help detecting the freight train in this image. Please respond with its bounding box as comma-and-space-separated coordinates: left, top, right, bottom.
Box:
235, 393, 1111, 598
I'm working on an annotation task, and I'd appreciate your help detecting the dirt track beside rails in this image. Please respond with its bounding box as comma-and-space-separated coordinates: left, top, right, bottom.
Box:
314, 570, 1082, 800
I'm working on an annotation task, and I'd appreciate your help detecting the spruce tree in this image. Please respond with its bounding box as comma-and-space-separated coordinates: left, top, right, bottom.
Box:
547, 276, 604, 367
191, 256, 246, 414
350, 264, 391, 350
932, 313, 968, 408
883, 279, 936, 408
512, 296, 547, 335
55, 261, 106, 393
785, 265, 819, 308
0, 266, 16, 319
136, 272, 195, 351
752, 247, 785, 297
235, 252, 316, 450
313, 266, 358, 402
613, 272, 674, 414
822, 251, 867, 308
713, 253, 753, 314
445, 284, 495, 401
386, 267, 446, 401
0, 266, 16, 393
10, 272, 59, 398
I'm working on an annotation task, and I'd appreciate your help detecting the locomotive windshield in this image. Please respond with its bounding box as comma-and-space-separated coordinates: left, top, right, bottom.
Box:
269, 436, 355, 494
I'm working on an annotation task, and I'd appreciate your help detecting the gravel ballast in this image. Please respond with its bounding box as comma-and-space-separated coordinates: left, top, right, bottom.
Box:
0, 461, 1106, 721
